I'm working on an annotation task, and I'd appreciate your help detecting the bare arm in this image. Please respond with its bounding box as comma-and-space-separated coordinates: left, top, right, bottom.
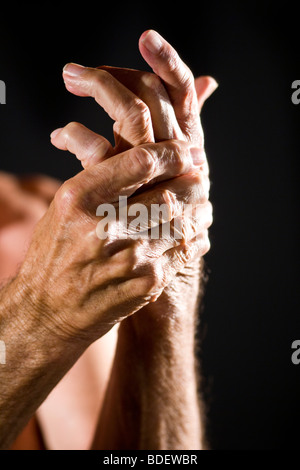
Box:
0, 139, 203, 449
95, 31, 214, 450
0, 277, 84, 449
92, 265, 204, 450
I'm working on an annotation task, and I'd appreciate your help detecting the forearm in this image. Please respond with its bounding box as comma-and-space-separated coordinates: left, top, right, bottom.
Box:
0, 276, 85, 449
92, 260, 205, 450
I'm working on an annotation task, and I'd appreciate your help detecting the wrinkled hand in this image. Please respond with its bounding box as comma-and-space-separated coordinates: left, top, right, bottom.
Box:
51, 30, 216, 325
17, 138, 209, 345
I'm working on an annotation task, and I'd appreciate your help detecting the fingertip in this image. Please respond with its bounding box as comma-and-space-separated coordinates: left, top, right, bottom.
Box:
195, 76, 219, 93
207, 76, 219, 93
195, 76, 219, 112
50, 128, 63, 141
50, 127, 67, 151
139, 29, 151, 43
62, 63, 90, 97
139, 29, 163, 55
63, 63, 86, 78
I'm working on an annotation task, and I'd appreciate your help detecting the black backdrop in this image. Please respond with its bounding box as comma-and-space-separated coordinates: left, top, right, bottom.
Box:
0, 1, 299, 449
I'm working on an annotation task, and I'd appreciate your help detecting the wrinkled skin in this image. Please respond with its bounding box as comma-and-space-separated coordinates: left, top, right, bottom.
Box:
1, 30, 217, 450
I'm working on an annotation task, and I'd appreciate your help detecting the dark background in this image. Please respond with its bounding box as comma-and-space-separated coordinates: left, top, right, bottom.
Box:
0, 1, 299, 449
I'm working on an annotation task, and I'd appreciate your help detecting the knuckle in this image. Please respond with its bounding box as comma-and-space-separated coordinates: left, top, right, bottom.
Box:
166, 50, 180, 73
183, 216, 198, 241
87, 136, 110, 161
167, 50, 194, 88
190, 173, 209, 203
133, 98, 148, 113
177, 244, 193, 263
142, 72, 163, 93
136, 99, 151, 122
182, 65, 195, 89
170, 141, 187, 174
128, 98, 151, 128
64, 121, 81, 139
129, 147, 156, 181
87, 69, 115, 101
144, 261, 164, 293
122, 245, 140, 275
159, 189, 178, 217
90, 68, 112, 87
54, 179, 79, 212
190, 171, 202, 185
177, 217, 188, 241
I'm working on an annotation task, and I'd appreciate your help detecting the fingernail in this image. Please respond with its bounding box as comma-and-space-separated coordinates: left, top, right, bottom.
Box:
50, 128, 63, 139
63, 63, 86, 78
190, 147, 205, 166
141, 30, 163, 54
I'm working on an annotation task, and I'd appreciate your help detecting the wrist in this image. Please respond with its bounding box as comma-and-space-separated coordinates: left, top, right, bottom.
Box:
127, 256, 204, 338
118, 300, 198, 377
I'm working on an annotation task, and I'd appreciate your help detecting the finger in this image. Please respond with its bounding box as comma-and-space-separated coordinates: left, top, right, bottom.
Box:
89, 231, 209, 318
124, 189, 211, 237
151, 230, 210, 303
60, 140, 205, 213
108, 209, 210, 276
104, 172, 209, 239
62, 63, 154, 150
194, 76, 219, 113
128, 202, 212, 246
123, 234, 208, 303
50, 122, 113, 168
97, 190, 211, 249
114, 188, 181, 241
129, 171, 209, 211
162, 229, 210, 269
139, 30, 199, 140
51, 124, 208, 211
139, 30, 217, 141
98, 66, 183, 141
169, 201, 213, 243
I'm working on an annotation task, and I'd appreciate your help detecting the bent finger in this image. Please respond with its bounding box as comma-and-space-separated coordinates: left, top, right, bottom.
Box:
62, 64, 154, 150
59, 140, 205, 214
124, 235, 209, 303
50, 122, 113, 168
98, 66, 183, 141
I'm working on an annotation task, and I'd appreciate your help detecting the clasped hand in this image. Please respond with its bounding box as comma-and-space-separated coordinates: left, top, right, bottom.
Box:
17, 30, 216, 345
